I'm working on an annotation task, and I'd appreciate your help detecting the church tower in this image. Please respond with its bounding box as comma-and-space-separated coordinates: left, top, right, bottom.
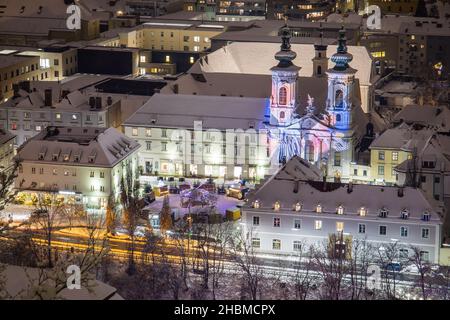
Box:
325, 27, 357, 131
269, 25, 300, 127
312, 26, 328, 77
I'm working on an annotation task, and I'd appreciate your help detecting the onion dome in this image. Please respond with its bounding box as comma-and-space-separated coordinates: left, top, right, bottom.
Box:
330, 27, 353, 71
274, 25, 297, 68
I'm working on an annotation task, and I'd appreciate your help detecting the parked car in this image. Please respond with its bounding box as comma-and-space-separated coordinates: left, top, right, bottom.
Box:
384, 262, 402, 272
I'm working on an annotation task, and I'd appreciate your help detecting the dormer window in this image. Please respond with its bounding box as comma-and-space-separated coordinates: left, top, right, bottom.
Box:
379, 208, 389, 218
401, 208, 409, 220
359, 207, 367, 217
422, 211, 430, 221
337, 205, 344, 215
274, 201, 281, 211
88, 156, 95, 164
253, 200, 260, 209
38, 153, 45, 160
316, 204, 322, 213
294, 202, 302, 212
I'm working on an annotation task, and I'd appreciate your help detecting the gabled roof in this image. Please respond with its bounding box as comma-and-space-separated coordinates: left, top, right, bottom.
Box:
393, 105, 450, 132
193, 42, 375, 86
17, 127, 139, 168
124, 93, 268, 130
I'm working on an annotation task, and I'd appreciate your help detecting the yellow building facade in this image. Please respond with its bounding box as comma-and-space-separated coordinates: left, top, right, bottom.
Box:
370, 147, 411, 184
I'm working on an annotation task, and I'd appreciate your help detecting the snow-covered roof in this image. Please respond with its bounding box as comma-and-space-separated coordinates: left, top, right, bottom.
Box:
393, 105, 450, 132
17, 127, 139, 168
396, 133, 450, 173
0, 0, 96, 36
193, 41, 375, 86
370, 124, 435, 151
1, 264, 123, 300
245, 156, 441, 223
124, 93, 268, 130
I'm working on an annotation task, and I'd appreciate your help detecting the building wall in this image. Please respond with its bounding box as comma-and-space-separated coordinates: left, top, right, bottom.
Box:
16, 152, 138, 210
0, 56, 41, 101
242, 207, 441, 263
370, 147, 410, 184
0, 136, 15, 170
124, 125, 271, 179
367, 0, 419, 14
0, 104, 117, 147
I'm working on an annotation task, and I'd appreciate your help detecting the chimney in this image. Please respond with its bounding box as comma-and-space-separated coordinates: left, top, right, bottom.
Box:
44, 89, 52, 107
13, 84, 20, 98
347, 181, 353, 193
293, 180, 299, 193
95, 97, 102, 109
89, 97, 96, 108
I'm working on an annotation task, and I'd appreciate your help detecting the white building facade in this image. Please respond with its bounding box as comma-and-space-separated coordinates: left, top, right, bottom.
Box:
15, 126, 139, 210
242, 156, 443, 263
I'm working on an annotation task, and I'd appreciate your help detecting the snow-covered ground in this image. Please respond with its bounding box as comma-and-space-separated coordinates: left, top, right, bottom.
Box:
143, 194, 243, 217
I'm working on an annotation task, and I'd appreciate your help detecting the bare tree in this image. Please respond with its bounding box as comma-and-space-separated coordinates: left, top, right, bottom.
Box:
119, 163, 142, 275
376, 242, 405, 299
408, 246, 433, 300
195, 217, 234, 299
20, 216, 110, 300
311, 239, 348, 300
289, 242, 316, 300
231, 227, 265, 300
29, 192, 68, 268
347, 239, 377, 300
105, 195, 118, 236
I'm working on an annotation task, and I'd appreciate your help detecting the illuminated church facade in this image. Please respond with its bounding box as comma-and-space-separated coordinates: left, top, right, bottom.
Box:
266, 26, 366, 182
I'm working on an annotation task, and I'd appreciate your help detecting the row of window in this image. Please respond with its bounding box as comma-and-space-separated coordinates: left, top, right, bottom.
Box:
378, 151, 399, 161
26, 167, 106, 178
29, 182, 106, 193
251, 237, 430, 260
252, 216, 431, 239
0, 63, 38, 81
8, 112, 103, 122
253, 202, 431, 220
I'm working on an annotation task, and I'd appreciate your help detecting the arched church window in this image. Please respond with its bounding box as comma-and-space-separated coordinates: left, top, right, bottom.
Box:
305, 141, 314, 162
279, 87, 287, 105
335, 89, 344, 108
317, 65, 322, 75
336, 114, 341, 122
279, 111, 285, 119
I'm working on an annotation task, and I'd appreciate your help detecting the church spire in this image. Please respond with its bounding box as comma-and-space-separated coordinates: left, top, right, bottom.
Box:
269, 23, 300, 127
330, 27, 353, 71
274, 24, 297, 68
